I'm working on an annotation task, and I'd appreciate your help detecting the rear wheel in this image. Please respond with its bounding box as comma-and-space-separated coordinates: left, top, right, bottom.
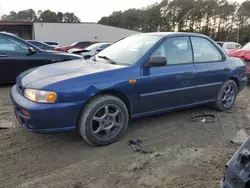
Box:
77, 95, 129, 146
214, 80, 238, 111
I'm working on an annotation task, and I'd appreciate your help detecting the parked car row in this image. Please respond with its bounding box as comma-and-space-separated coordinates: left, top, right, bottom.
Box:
55, 41, 98, 52
26, 40, 55, 51
26, 39, 111, 59
216, 41, 242, 52
220, 41, 250, 80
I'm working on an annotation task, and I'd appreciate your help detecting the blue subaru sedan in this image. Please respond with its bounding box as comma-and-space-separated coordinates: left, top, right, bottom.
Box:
11, 32, 247, 146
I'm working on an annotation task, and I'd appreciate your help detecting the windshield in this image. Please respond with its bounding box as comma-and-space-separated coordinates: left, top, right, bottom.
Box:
86, 43, 105, 51
242, 42, 250, 50
97, 35, 161, 65
70, 42, 78, 46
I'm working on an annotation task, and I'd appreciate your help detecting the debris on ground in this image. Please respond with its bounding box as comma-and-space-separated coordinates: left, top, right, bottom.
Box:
189, 112, 218, 123
1, 86, 250, 188
230, 129, 249, 144
128, 138, 153, 154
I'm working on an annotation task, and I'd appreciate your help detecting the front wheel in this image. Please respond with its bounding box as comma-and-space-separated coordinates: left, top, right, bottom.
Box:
214, 80, 238, 111
77, 95, 129, 146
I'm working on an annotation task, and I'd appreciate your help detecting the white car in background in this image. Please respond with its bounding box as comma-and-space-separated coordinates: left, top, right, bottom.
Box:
68, 43, 111, 58
43, 41, 61, 48
216, 41, 242, 52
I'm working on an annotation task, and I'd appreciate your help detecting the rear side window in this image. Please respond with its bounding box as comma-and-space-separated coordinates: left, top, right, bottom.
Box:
78, 42, 92, 47
217, 42, 223, 47
45, 42, 58, 45
225, 43, 235, 49
191, 37, 223, 63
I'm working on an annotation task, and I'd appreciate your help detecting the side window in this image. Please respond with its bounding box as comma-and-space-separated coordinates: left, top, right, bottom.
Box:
191, 37, 222, 63
101, 44, 110, 49
79, 42, 91, 47
0, 35, 28, 53
151, 37, 193, 65
236, 44, 242, 49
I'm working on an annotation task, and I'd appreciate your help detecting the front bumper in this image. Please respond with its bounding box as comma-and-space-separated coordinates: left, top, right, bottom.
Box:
221, 180, 233, 188
220, 137, 250, 188
10, 84, 85, 133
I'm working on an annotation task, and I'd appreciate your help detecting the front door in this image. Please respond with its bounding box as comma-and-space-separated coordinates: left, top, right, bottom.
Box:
135, 37, 197, 116
190, 37, 230, 102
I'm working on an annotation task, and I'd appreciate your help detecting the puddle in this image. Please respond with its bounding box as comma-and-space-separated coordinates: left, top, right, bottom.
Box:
231, 129, 248, 144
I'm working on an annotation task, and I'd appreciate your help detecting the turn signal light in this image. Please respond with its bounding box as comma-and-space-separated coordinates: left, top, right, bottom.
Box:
22, 109, 30, 117
46, 93, 57, 103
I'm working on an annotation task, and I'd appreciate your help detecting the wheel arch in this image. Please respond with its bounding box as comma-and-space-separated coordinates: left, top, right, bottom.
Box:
81, 89, 132, 118
229, 76, 239, 90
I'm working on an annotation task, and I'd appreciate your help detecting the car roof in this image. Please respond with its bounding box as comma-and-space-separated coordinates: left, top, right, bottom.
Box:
134, 32, 209, 38
0, 31, 17, 37
44, 41, 59, 43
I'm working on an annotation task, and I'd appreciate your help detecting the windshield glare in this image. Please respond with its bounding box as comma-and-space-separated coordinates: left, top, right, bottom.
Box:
97, 35, 162, 65
243, 42, 250, 50
86, 43, 104, 50
70, 42, 77, 46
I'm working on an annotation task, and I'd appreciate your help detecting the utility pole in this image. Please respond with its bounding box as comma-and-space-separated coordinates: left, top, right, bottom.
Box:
237, 26, 240, 43
174, 10, 192, 32
234, 6, 241, 43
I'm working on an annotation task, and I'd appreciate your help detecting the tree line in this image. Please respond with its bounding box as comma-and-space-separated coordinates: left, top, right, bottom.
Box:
98, 0, 250, 45
1, 9, 80, 23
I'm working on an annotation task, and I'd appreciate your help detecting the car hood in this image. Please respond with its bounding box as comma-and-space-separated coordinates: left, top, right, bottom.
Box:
18, 59, 126, 88
227, 49, 250, 61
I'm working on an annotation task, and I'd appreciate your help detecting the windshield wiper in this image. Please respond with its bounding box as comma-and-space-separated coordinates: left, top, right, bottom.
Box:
98, 56, 117, 64
91, 55, 96, 61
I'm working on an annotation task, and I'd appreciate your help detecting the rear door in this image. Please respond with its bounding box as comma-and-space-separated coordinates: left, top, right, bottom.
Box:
190, 37, 230, 102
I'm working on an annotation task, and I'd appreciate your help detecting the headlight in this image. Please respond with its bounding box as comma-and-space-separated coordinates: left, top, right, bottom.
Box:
24, 89, 57, 103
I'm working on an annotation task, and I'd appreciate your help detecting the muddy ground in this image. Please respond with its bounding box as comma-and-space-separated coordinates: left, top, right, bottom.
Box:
1, 85, 250, 188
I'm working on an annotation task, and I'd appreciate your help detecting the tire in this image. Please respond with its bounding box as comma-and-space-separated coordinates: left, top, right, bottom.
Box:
214, 80, 238, 111
77, 95, 129, 146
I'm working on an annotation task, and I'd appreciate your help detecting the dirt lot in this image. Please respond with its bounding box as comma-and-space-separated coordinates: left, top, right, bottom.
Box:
1, 85, 250, 188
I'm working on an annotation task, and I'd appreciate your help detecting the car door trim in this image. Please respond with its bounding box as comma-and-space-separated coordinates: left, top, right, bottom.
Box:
140, 82, 222, 98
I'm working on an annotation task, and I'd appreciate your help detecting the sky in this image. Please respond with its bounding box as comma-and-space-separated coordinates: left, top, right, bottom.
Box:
0, 0, 246, 22
0, 0, 162, 22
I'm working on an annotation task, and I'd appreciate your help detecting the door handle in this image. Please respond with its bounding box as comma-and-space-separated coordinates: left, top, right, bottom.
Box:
184, 72, 195, 76
0, 54, 7, 57
223, 68, 230, 72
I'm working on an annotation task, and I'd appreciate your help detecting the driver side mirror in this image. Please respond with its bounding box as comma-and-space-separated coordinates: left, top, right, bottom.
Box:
145, 56, 167, 67
28, 47, 36, 54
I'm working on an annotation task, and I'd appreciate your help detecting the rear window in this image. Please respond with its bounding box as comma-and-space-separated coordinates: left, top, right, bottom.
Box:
217, 42, 223, 47
45, 42, 58, 45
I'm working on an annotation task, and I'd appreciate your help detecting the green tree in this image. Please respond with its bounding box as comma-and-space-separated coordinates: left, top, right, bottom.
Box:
63, 12, 80, 23
38, 10, 60, 22
1, 9, 37, 21
1, 9, 81, 23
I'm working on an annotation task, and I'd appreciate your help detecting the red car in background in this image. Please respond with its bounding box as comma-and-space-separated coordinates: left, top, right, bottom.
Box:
227, 42, 250, 79
55, 41, 98, 52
